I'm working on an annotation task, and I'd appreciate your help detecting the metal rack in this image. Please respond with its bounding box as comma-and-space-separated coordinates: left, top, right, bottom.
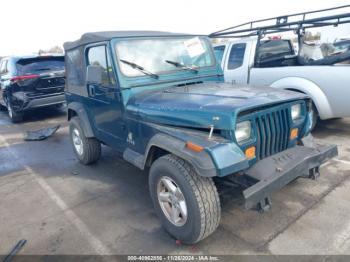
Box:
209, 5, 350, 38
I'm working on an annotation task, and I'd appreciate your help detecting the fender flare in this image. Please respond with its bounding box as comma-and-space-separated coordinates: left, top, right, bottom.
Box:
270, 77, 333, 120
124, 133, 218, 177
147, 134, 218, 177
67, 102, 95, 137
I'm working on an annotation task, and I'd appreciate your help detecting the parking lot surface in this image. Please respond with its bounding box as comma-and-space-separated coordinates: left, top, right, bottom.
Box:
1, 107, 350, 255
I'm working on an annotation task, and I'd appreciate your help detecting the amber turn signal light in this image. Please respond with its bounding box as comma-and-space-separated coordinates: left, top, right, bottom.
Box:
245, 146, 256, 159
290, 128, 299, 140
186, 142, 204, 152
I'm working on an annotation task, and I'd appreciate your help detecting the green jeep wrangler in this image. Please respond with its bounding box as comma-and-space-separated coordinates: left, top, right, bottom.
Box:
64, 31, 337, 243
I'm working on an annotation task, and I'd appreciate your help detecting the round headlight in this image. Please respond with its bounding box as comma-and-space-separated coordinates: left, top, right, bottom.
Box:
235, 121, 251, 143
291, 104, 302, 121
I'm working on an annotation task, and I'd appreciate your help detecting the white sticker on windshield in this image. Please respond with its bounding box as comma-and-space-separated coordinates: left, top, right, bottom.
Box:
184, 37, 205, 58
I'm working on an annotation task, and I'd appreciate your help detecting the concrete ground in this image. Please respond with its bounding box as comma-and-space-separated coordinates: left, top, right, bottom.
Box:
0, 107, 350, 256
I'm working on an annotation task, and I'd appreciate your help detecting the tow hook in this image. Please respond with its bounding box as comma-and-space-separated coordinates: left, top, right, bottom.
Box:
257, 197, 271, 213
309, 167, 320, 180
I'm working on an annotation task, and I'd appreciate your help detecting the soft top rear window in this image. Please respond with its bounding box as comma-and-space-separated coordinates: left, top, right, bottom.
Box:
16, 56, 64, 75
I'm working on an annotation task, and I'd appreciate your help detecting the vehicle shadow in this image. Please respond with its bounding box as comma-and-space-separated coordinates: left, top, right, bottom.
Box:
22, 106, 67, 123
0, 106, 66, 126
313, 118, 350, 139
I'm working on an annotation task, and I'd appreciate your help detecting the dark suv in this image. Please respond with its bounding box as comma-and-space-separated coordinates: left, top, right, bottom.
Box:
0, 55, 65, 122
64, 31, 337, 244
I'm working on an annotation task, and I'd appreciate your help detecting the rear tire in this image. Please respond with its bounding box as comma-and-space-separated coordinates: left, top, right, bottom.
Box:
149, 154, 221, 244
69, 117, 101, 165
0, 102, 7, 111
7, 101, 23, 123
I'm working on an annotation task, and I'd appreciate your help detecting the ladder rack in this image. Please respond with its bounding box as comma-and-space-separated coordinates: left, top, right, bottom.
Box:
210, 5, 350, 38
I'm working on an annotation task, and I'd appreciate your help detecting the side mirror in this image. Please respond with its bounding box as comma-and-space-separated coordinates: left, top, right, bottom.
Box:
86, 65, 103, 85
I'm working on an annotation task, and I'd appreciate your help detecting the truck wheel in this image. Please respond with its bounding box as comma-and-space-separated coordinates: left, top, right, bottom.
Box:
7, 102, 23, 123
310, 104, 318, 131
69, 117, 101, 165
149, 154, 221, 244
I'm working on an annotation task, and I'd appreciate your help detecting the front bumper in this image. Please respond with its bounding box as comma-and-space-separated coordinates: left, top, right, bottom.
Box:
243, 143, 338, 210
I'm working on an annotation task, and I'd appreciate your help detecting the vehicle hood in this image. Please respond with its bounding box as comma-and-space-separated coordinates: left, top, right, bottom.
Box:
126, 82, 308, 130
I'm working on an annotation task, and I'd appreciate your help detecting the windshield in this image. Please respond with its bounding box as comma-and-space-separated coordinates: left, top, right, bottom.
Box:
334, 40, 350, 52
115, 37, 215, 77
213, 45, 225, 64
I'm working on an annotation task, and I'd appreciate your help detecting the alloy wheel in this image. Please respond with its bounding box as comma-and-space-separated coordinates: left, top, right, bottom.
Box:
157, 176, 188, 226
72, 128, 84, 155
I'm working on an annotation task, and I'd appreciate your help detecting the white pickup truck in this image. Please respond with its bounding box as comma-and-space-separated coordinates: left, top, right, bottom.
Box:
214, 38, 350, 128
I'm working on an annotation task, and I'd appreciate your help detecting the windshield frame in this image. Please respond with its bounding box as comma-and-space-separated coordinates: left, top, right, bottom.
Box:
113, 36, 216, 79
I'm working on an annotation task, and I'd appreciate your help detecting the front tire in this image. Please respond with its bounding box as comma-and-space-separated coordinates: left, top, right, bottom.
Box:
149, 154, 221, 244
310, 103, 318, 131
69, 117, 101, 165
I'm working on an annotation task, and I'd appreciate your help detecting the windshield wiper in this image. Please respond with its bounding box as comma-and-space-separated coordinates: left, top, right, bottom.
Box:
120, 59, 159, 79
165, 60, 199, 73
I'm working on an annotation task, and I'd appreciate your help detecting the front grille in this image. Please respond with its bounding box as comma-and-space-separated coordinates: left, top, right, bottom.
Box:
254, 108, 291, 160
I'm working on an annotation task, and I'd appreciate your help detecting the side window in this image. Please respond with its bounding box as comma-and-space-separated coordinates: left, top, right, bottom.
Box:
87, 45, 116, 86
258, 40, 293, 60
227, 44, 246, 70
66, 48, 84, 86
213, 45, 225, 65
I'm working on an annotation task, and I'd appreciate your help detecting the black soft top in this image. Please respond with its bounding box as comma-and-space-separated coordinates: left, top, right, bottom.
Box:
63, 31, 197, 51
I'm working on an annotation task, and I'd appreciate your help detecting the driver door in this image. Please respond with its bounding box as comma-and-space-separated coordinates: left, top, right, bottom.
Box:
85, 44, 126, 149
